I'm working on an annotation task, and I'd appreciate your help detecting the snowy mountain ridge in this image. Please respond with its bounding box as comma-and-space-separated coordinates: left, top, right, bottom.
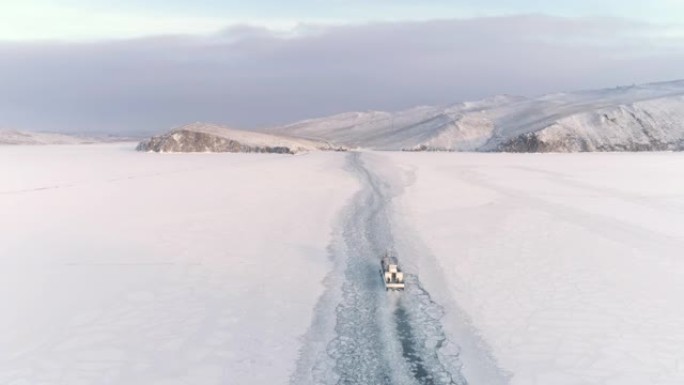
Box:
0, 129, 98, 145
138, 80, 684, 153
268, 80, 684, 152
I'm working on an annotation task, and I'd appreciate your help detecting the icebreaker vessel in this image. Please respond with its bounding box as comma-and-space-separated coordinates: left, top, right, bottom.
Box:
380, 254, 405, 291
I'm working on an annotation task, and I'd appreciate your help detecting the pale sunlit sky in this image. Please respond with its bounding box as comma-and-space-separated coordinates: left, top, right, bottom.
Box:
1, 0, 684, 40
1, 1, 683, 134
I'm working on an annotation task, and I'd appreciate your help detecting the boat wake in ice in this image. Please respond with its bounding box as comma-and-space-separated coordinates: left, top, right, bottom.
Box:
291, 152, 471, 385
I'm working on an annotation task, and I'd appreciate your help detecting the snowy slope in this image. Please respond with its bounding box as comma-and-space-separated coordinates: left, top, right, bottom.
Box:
269, 80, 684, 152
0, 129, 97, 145
138, 122, 342, 154
488, 82, 684, 152
269, 95, 523, 151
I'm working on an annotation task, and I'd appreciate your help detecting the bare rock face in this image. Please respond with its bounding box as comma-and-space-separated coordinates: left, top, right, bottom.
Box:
137, 123, 340, 154
496, 131, 684, 153
493, 100, 684, 152
137, 130, 293, 153
495, 132, 592, 153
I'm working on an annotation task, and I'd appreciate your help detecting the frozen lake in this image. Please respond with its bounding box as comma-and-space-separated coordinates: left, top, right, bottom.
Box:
2, 143, 684, 384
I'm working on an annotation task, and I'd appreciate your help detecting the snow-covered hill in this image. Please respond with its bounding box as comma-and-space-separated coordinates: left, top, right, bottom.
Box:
0, 129, 97, 145
137, 122, 342, 154
269, 80, 684, 152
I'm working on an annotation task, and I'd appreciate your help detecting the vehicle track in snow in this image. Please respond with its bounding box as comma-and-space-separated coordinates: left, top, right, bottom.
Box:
292, 152, 467, 385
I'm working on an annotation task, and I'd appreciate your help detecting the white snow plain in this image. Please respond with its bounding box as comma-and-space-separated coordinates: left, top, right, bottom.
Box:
0, 143, 357, 385
385, 151, 684, 385
3, 144, 684, 385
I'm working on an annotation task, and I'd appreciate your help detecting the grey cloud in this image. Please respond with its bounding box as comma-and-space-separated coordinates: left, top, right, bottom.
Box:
1, 15, 683, 135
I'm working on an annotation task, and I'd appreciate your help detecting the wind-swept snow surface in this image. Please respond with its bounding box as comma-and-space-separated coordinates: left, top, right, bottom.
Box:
4, 144, 684, 385
0, 143, 356, 385
386, 151, 684, 385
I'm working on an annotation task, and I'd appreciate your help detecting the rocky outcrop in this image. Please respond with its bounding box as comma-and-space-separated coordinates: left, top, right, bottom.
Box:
496, 131, 684, 153
493, 99, 684, 152
137, 130, 294, 153
137, 123, 342, 154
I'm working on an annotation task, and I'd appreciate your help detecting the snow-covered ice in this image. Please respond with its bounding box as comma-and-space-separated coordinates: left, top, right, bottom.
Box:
0, 143, 357, 385
3, 143, 684, 385
385, 151, 684, 385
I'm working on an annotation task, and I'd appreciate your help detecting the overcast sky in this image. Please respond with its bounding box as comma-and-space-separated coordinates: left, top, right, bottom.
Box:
1, 1, 684, 134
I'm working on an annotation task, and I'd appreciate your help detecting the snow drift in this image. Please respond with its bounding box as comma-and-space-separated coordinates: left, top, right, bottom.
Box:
137, 122, 342, 154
